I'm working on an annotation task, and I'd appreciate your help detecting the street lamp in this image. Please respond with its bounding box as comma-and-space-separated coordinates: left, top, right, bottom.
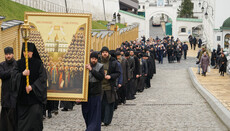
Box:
201, 6, 204, 12
21, 19, 31, 94
205, 12, 208, 19
201, 1, 208, 12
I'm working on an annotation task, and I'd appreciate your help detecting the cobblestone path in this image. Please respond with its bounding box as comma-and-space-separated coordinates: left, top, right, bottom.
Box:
43, 56, 228, 131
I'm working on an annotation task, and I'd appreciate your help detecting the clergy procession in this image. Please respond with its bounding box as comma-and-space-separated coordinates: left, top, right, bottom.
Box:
0, 34, 196, 131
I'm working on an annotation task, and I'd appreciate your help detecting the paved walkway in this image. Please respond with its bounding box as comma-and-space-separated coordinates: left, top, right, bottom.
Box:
191, 67, 230, 111
43, 51, 228, 130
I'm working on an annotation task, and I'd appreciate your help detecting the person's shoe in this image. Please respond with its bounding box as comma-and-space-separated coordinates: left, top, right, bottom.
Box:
48, 111, 52, 118
104, 123, 110, 126
61, 108, 68, 111
53, 110, 58, 115
130, 96, 136, 100
123, 99, 126, 104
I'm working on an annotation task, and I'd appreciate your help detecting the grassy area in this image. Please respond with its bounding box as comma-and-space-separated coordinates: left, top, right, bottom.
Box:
0, 0, 43, 21
92, 21, 107, 29
95, 20, 127, 29
0, 0, 126, 29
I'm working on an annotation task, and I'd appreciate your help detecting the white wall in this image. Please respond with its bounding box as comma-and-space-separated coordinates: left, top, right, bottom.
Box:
214, 31, 223, 49
119, 11, 145, 39
176, 20, 202, 42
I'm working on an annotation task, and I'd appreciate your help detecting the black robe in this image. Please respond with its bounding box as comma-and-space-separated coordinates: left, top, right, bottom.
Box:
12, 57, 47, 131
0, 59, 17, 131
219, 56, 227, 73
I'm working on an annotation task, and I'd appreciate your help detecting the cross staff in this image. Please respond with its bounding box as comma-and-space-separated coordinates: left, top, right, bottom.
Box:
21, 20, 31, 94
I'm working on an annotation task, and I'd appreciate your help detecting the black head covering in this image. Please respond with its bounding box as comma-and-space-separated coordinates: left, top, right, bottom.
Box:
21, 42, 41, 60
109, 50, 116, 58
4, 47, 13, 54
143, 53, 148, 57
115, 51, 121, 56
101, 46, 109, 53
90, 51, 98, 59
125, 52, 130, 57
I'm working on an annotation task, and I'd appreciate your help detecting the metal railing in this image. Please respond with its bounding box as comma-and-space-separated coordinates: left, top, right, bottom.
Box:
11, 0, 86, 13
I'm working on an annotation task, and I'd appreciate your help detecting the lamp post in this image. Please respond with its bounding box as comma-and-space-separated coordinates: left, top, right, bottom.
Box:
206, 5, 214, 19
201, 1, 208, 12
21, 19, 31, 94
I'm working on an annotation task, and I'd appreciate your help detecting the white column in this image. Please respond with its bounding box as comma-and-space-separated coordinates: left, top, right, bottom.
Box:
145, 1, 150, 38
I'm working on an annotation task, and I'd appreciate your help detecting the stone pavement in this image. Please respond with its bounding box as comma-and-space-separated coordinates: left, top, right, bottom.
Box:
191, 67, 230, 111
43, 53, 228, 131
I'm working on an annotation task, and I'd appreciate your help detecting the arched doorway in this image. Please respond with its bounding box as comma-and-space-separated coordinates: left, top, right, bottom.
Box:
148, 13, 173, 40
224, 34, 230, 49
145, 5, 178, 38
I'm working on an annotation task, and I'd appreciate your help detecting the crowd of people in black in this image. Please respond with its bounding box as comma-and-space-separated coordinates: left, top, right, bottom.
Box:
210, 44, 228, 76
4, 34, 227, 131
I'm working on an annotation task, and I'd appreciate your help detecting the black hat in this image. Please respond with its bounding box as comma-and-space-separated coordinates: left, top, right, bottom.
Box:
109, 50, 116, 58
4, 47, 13, 54
125, 52, 130, 57
101, 46, 109, 53
22, 42, 35, 52
115, 51, 121, 56
143, 53, 148, 57
90, 51, 98, 59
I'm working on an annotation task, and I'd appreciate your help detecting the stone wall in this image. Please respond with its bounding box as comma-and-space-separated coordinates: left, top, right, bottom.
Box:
0, 20, 21, 62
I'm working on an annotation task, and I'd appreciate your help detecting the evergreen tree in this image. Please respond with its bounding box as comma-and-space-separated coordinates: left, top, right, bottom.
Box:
177, 0, 194, 18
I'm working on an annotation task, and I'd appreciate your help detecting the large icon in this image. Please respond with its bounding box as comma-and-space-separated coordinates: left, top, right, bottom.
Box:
25, 12, 92, 101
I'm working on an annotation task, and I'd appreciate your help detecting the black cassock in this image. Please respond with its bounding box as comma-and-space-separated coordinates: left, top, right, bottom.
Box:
12, 57, 47, 131
0, 59, 17, 131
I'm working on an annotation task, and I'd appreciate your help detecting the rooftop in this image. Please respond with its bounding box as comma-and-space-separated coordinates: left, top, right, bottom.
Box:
0, 16, 5, 20
176, 18, 203, 23
221, 17, 230, 30
1, 20, 24, 31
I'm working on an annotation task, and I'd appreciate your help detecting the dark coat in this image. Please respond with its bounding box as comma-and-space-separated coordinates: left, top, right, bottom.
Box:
119, 57, 129, 85
99, 56, 120, 103
182, 44, 188, 51
211, 51, 217, 66
219, 56, 227, 73
132, 56, 140, 78
117, 61, 123, 86
0, 59, 17, 108
140, 59, 148, 75
127, 57, 135, 79
12, 58, 47, 105
146, 57, 154, 78
88, 63, 104, 97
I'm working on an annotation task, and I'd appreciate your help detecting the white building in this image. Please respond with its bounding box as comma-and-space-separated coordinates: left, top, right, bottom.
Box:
199, 0, 230, 51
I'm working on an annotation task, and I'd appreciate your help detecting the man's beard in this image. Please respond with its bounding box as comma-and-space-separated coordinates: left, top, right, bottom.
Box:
90, 62, 97, 67
5, 57, 14, 64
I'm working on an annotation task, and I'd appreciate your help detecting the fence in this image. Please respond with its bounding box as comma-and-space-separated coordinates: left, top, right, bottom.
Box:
91, 25, 139, 51
11, 0, 85, 13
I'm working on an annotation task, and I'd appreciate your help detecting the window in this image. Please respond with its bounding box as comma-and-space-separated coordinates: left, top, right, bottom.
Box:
139, 5, 140, 9
143, 5, 145, 9
217, 36, 221, 41
181, 28, 186, 33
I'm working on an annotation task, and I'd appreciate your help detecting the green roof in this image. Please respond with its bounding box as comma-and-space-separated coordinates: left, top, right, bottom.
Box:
222, 17, 230, 28
176, 18, 202, 23
119, 10, 145, 20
